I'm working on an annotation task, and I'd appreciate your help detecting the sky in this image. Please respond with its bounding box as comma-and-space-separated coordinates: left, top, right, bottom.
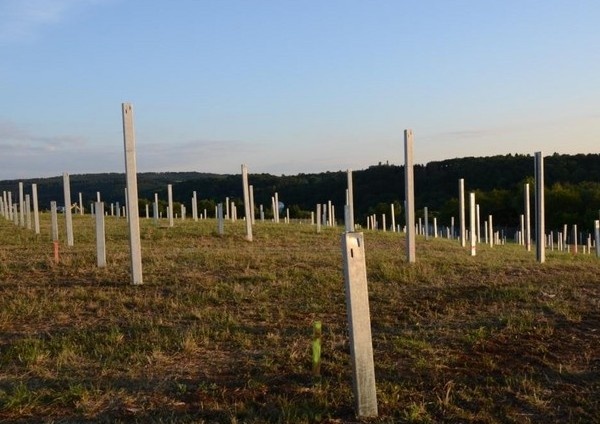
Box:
1, 0, 599, 180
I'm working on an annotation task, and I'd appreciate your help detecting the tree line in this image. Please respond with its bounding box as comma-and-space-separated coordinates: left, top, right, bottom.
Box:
1, 153, 599, 232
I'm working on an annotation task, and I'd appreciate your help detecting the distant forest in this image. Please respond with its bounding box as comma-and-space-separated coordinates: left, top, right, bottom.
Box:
1, 153, 600, 232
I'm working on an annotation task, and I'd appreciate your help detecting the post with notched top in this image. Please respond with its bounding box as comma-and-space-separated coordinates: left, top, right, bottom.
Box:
122, 103, 143, 285
404, 129, 416, 263
341, 232, 378, 418
534, 152, 545, 263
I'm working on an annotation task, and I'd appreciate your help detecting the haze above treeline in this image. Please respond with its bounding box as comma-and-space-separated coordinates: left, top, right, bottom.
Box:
1, 153, 599, 231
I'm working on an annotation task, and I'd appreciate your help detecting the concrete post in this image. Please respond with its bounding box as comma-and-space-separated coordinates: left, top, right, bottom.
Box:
217, 203, 224, 235
7, 191, 12, 221
167, 184, 174, 227
95, 201, 106, 267
249, 185, 256, 225
50, 201, 59, 241
594, 220, 599, 258
274, 192, 280, 223
63, 173, 74, 246
525, 183, 531, 251
145, 203, 149, 219
225, 197, 230, 220
18, 182, 24, 227
346, 169, 355, 232
316, 204, 321, 233
242, 164, 253, 242
459, 178, 465, 247
79, 192, 84, 215
390, 204, 396, 233
424, 207, 429, 240
450, 216, 454, 239
572, 225, 578, 254
433, 217, 438, 238
341, 232, 378, 418
122, 102, 143, 285
534, 152, 545, 263
469, 193, 476, 256
488, 215, 493, 247
476, 204, 480, 243
382, 214, 386, 232
25, 194, 31, 230
192, 191, 198, 221
404, 129, 416, 263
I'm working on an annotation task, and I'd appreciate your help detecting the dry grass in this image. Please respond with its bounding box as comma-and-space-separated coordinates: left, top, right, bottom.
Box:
0, 214, 599, 423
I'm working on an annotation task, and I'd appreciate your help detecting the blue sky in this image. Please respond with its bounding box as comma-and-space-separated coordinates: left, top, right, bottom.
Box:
1, 0, 599, 179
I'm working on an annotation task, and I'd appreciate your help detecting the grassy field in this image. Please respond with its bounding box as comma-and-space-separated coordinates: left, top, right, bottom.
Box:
0, 214, 598, 423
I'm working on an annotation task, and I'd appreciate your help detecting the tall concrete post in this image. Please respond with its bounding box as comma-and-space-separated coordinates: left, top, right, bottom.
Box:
469, 193, 476, 256
390, 203, 396, 233
488, 215, 493, 248
25, 195, 31, 230
274, 192, 280, 223
7, 191, 13, 221
346, 169, 355, 232
63, 173, 74, 246
122, 102, 143, 285
459, 179, 466, 247
167, 184, 174, 227
241, 164, 253, 241
534, 152, 545, 263
525, 183, 531, 251
217, 203, 224, 235
475, 204, 480, 243
404, 129, 416, 263
341, 232, 378, 418
153, 193, 159, 225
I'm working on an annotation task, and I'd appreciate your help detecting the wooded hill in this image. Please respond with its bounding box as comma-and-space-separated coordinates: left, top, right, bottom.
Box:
1, 153, 599, 232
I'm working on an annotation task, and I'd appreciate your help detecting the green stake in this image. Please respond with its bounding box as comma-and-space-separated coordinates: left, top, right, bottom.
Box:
312, 321, 322, 377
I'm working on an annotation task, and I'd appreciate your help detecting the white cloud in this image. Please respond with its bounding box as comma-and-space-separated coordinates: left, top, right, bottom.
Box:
0, 0, 112, 43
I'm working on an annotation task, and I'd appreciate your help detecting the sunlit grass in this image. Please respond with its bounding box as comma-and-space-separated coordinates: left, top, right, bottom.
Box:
0, 213, 599, 422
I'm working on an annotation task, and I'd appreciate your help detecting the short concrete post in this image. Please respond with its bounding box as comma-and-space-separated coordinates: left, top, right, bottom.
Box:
241, 164, 253, 241
382, 214, 386, 232
153, 193, 159, 225
594, 220, 599, 257
534, 152, 545, 263
459, 178, 466, 247
260, 204, 264, 221
390, 203, 396, 232
122, 103, 143, 284
404, 129, 416, 263
249, 185, 256, 225
95, 201, 106, 267
488, 215, 493, 247
572, 225, 578, 254
274, 192, 280, 223
217, 203, 224, 235
286, 208, 290, 224
316, 204, 322, 233
145, 203, 149, 219
7, 191, 13, 221
167, 184, 174, 227
79, 192, 84, 215
433, 217, 438, 238
476, 204, 480, 243
31, 184, 40, 235
18, 182, 24, 227
469, 192, 476, 256
192, 191, 198, 221
50, 201, 59, 241
63, 173, 74, 246
450, 216, 455, 239
341, 232, 378, 418
424, 207, 429, 240
225, 197, 230, 219
25, 194, 31, 230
